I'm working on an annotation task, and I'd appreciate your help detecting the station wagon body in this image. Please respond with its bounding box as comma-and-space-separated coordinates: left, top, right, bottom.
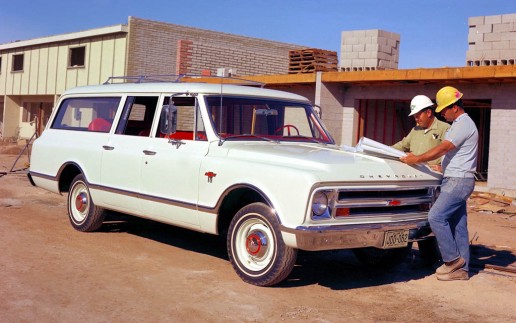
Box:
29, 79, 441, 286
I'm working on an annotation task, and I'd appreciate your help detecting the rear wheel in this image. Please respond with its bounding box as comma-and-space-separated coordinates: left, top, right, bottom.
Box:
68, 174, 105, 232
353, 243, 412, 268
227, 202, 297, 286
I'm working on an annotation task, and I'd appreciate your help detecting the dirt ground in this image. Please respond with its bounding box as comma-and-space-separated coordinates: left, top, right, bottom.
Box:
1, 149, 515, 323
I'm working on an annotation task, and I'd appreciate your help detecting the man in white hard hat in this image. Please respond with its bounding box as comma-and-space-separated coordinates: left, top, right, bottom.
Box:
392, 95, 450, 167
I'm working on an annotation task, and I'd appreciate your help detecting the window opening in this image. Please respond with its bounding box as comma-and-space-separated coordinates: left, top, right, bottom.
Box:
12, 54, 24, 72
69, 47, 86, 67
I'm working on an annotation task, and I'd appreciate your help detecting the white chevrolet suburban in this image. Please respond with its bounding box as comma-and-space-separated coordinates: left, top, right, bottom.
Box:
28, 77, 441, 286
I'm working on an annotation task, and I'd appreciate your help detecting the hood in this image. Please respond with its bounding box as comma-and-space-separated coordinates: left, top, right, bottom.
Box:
222, 141, 442, 183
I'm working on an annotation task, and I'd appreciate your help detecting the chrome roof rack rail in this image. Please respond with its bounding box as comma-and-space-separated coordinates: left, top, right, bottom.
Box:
103, 74, 265, 87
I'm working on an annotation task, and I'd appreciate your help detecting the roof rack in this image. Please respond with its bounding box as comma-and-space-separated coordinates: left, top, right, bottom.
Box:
103, 74, 265, 87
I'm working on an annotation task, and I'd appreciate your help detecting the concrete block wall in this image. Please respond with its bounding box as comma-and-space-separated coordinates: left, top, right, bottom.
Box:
487, 88, 516, 195
466, 13, 516, 66
126, 17, 305, 77
340, 29, 400, 71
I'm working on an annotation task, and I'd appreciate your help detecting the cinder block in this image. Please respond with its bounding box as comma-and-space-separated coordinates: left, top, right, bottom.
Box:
358, 36, 374, 44
476, 24, 493, 33
365, 29, 380, 37
493, 23, 513, 33
351, 58, 365, 66
343, 37, 359, 45
484, 32, 502, 42
375, 37, 387, 46
379, 45, 392, 54
364, 58, 378, 66
365, 43, 380, 52
466, 51, 484, 60
510, 40, 516, 49
492, 41, 510, 50
352, 30, 367, 37
502, 13, 516, 23
341, 44, 353, 52
361, 51, 379, 59
468, 32, 484, 43
353, 44, 365, 52
469, 16, 485, 26
475, 42, 493, 50
340, 59, 352, 67
501, 32, 516, 41
387, 38, 398, 48
485, 15, 502, 24
500, 49, 516, 58
343, 51, 359, 59
485, 49, 501, 59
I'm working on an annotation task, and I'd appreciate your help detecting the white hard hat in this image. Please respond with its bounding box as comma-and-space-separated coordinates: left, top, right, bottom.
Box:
408, 95, 434, 116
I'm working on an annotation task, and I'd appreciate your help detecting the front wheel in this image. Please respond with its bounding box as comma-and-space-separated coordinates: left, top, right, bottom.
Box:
68, 174, 106, 232
227, 202, 297, 286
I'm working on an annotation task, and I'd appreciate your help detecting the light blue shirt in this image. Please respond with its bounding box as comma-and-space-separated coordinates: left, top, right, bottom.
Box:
442, 113, 479, 178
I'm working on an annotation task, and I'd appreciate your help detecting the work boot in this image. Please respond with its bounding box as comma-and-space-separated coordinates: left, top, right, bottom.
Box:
435, 257, 465, 275
437, 269, 469, 281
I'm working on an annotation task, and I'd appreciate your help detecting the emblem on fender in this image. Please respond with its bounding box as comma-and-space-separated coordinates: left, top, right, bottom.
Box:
205, 171, 217, 183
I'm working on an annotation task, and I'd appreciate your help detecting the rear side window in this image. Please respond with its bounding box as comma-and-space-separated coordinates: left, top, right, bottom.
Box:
51, 97, 121, 132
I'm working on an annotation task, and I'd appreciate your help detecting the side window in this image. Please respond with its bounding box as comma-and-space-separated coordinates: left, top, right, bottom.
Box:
158, 96, 206, 141
51, 97, 120, 132
115, 96, 159, 136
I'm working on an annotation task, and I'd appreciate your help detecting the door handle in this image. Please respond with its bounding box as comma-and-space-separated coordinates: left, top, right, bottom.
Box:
102, 145, 114, 150
143, 150, 157, 155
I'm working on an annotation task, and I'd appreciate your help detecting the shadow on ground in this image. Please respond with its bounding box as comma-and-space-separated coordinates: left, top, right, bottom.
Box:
100, 212, 515, 289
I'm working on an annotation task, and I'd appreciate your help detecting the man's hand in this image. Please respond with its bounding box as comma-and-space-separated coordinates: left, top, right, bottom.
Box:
400, 153, 419, 165
430, 164, 443, 172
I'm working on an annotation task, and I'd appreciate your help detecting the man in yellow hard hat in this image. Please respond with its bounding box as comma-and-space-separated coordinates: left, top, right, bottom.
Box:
400, 86, 478, 281
392, 95, 450, 167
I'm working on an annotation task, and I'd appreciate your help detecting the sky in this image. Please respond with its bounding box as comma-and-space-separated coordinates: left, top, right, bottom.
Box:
1, 0, 516, 69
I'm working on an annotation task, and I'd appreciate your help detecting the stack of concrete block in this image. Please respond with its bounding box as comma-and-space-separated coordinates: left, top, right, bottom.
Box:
466, 13, 516, 67
340, 29, 400, 71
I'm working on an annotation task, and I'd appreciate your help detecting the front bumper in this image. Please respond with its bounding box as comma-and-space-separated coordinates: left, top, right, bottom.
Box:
281, 220, 433, 251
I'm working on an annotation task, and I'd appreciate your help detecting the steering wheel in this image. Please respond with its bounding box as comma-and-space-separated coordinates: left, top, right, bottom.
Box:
275, 124, 300, 136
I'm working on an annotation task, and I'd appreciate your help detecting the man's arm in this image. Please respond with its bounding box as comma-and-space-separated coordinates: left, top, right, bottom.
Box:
400, 140, 455, 165
392, 132, 412, 152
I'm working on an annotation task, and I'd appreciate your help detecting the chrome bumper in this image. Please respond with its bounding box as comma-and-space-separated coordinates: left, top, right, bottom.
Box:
281, 220, 433, 251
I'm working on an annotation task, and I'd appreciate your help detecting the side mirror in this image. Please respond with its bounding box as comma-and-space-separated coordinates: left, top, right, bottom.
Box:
159, 104, 177, 136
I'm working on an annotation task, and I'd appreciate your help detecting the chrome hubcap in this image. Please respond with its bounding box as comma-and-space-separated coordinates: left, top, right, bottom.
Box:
75, 192, 88, 212
246, 230, 268, 258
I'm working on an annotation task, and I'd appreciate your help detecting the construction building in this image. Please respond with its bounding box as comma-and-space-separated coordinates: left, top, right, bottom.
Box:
0, 16, 305, 139
0, 15, 515, 196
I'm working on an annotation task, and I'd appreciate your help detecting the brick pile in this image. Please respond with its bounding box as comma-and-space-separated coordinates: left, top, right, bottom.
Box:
340, 29, 400, 71
467, 13, 516, 67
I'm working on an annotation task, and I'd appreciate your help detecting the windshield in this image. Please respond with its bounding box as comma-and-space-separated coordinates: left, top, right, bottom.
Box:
205, 96, 334, 144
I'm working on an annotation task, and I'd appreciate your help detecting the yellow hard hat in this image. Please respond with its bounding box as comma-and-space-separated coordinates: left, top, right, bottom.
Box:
435, 86, 463, 112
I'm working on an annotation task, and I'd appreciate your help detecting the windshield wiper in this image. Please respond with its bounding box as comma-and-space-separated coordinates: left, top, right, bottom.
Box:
218, 134, 279, 146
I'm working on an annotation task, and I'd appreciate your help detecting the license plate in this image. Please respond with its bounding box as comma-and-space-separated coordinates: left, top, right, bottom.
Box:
383, 230, 409, 248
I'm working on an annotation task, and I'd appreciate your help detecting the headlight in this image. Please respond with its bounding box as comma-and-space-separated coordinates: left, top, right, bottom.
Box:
312, 191, 329, 216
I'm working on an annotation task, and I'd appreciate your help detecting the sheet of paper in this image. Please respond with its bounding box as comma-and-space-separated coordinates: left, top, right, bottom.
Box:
356, 137, 407, 159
